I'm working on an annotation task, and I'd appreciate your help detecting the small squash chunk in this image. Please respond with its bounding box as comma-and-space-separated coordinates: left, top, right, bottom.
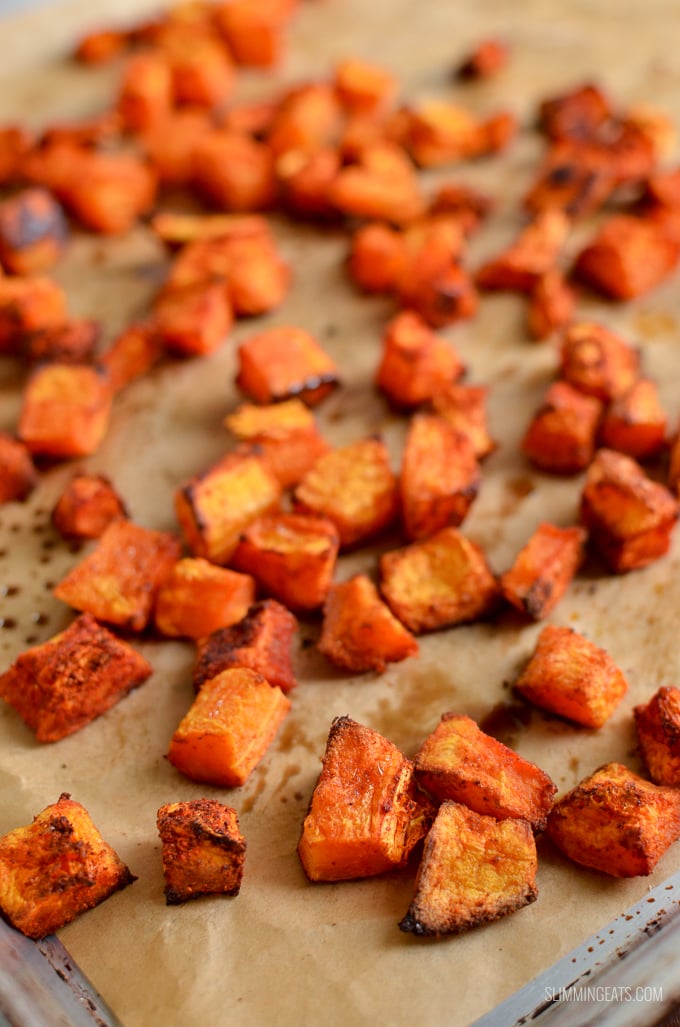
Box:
141, 108, 214, 187
376, 310, 465, 410
224, 398, 330, 489
395, 223, 478, 328
267, 81, 341, 160
165, 35, 235, 110
0, 613, 152, 742
515, 624, 628, 728
57, 149, 157, 235
97, 322, 163, 393
294, 437, 398, 549
399, 801, 538, 937
18, 364, 113, 459
400, 413, 480, 540
54, 520, 181, 632
215, 0, 289, 68
476, 209, 570, 293
0, 125, 33, 187
403, 100, 514, 169
457, 37, 509, 80
0, 275, 67, 354
414, 714, 556, 830
574, 214, 680, 300
560, 321, 640, 402
347, 222, 408, 294
334, 58, 397, 116
22, 318, 99, 366
634, 686, 680, 787
429, 180, 494, 235
276, 145, 340, 220
0, 187, 68, 275
522, 381, 603, 474
154, 558, 256, 640
298, 716, 424, 881
51, 473, 127, 541
193, 131, 276, 212
153, 281, 233, 357
157, 799, 246, 905
328, 141, 425, 226
0, 434, 37, 505
236, 325, 339, 407
500, 521, 586, 620
527, 269, 575, 341
546, 763, 680, 877
0, 793, 135, 939
194, 599, 297, 694
599, 378, 668, 461
231, 512, 339, 613
175, 452, 282, 566
430, 383, 495, 460
380, 526, 499, 634
167, 667, 290, 787
580, 448, 678, 572
318, 574, 419, 673
117, 50, 173, 134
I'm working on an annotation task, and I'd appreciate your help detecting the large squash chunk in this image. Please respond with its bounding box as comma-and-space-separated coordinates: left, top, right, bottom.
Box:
18, 363, 113, 458
154, 558, 256, 640
236, 325, 339, 406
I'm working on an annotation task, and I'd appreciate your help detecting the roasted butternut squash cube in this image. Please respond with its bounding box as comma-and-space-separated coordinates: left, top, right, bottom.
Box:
153, 282, 233, 357
500, 521, 586, 620
141, 108, 214, 186
0, 274, 67, 354
400, 413, 480, 540
22, 318, 99, 366
18, 363, 113, 459
57, 150, 157, 235
154, 558, 256, 640
347, 222, 408, 294
267, 82, 341, 159
157, 799, 246, 904
194, 599, 297, 694
380, 526, 499, 634
294, 437, 398, 549
0, 793, 135, 939
193, 131, 276, 212
225, 399, 330, 488
236, 326, 339, 407
175, 451, 282, 565
54, 520, 181, 632
231, 512, 339, 612
398, 254, 478, 329
218, 232, 291, 317
574, 214, 680, 299
297, 716, 424, 881
599, 378, 668, 461
117, 50, 174, 134
457, 37, 509, 79
0, 188, 68, 275
215, 0, 289, 67
580, 448, 678, 572
165, 35, 235, 109
51, 473, 128, 541
560, 321, 640, 402
98, 322, 163, 393
527, 269, 575, 341
399, 801, 538, 937
376, 310, 465, 409
75, 27, 128, 64
334, 58, 397, 116
428, 181, 494, 235
0, 125, 33, 186
0, 613, 152, 742
430, 383, 495, 460
515, 623, 628, 728
414, 714, 556, 830
0, 433, 37, 505
546, 762, 680, 877
167, 667, 290, 787
538, 83, 613, 141
328, 142, 424, 225
403, 100, 492, 168
318, 574, 418, 673
634, 686, 680, 787
521, 381, 603, 474
476, 209, 570, 293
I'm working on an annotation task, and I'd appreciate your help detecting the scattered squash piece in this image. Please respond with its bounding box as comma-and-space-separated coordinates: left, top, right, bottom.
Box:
0, 433, 37, 505
51, 473, 128, 541
522, 381, 603, 474
376, 310, 465, 409
560, 321, 640, 403
634, 686, 680, 787
0, 188, 68, 275
18, 363, 113, 459
225, 398, 330, 488
157, 799, 246, 904
500, 521, 586, 620
237, 325, 339, 406
154, 558, 256, 640
599, 378, 668, 461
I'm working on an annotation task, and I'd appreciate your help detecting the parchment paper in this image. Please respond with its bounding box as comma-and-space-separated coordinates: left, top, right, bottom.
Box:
3, 1, 680, 1024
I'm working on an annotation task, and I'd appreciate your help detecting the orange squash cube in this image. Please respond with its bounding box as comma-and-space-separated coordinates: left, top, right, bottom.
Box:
193, 131, 276, 212
521, 381, 603, 474
157, 799, 246, 905
294, 437, 398, 548
215, 0, 289, 67
379, 526, 499, 633
560, 321, 640, 402
500, 521, 586, 620
51, 473, 128, 541
267, 82, 341, 159
347, 222, 408, 294
0, 274, 67, 354
18, 363, 113, 459
165, 35, 235, 109
334, 58, 397, 116
0, 125, 34, 187
574, 214, 680, 299
403, 100, 490, 168
430, 383, 495, 459
236, 325, 339, 407
0, 613, 152, 742
276, 146, 340, 220
154, 558, 256, 640
0, 188, 68, 275
527, 269, 575, 341
231, 512, 339, 612
476, 208, 570, 293
22, 318, 99, 366
397, 253, 478, 329
194, 599, 297, 694
0, 433, 37, 505
97, 322, 163, 393
75, 27, 128, 64
376, 310, 465, 409
634, 686, 680, 787
117, 50, 174, 134
57, 150, 157, 235
515, 624, 628, 728
54, 520, 181, 632
599, 378, 668, 461
0, 794, 135, 939
153, 282, 233, 357
546, 763, 680, 877
167, 667, 290, 787
175, 451, 282, 565
141, 108, 214, 187
224, 398, 330, 488
457, 37, 509, 79
329, 141, 425, 226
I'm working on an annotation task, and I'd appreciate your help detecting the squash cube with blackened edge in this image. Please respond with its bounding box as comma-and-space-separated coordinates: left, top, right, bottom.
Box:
168, 667, 290, 787
18, 364, 113, 459
157, 799, 246, 904
231, 512, 339, 613
0, 275, 67, 354
547, 762, 680, 877
376, 310, 465, 410
224, 398, 330, 489
154, 558, 256, 640
634, 686, 680, 787
236, 326, 339, 407
51, 474, 127, 541
0, 188, 68, 275
0, 613, 152, 742
98, 322, 162, 393
414, 714, 556, 830
380, 526, 499, 634
153, 282, 232, 357
294, 437, 398, 549
400, 413, 480, 540
318, 574, 418, 674
522, 381, 603, 474
430, 383, 495, 460
399, 801, 538, 937
560, 322, 640, 402
22, 318, 99, 366
0, 793, 135, 939
574, 214, 680, 300
175, 452, 282, 565
599, 378, 668, 461
515, 624, 628, 728
0, 434, 37, 504
298, 716, 425, 881
500, 521, 586, 620
54, 520, 181, 632
194, 599, 297, 694
193, 131, 275, 212
580, 448, 678, 572
476, 209, 570, 293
